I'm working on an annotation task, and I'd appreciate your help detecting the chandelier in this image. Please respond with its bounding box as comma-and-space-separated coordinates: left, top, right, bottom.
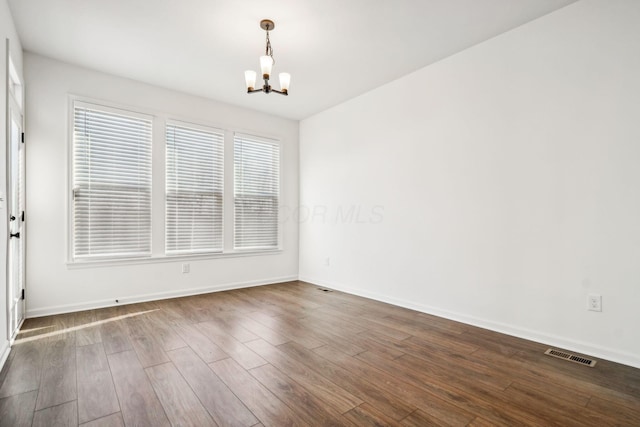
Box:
244, 19, 290, 96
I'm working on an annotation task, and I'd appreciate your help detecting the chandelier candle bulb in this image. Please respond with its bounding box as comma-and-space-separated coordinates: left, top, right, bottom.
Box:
244, 70, 257, 91
260, 55, 273, 79
279, 73, 291, 92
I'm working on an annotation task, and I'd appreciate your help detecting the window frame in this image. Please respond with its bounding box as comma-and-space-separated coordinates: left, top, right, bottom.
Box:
233, 132, 283, 252
165, 119, 225, 256
69, 99, 154, 261
66, 96, 283, 268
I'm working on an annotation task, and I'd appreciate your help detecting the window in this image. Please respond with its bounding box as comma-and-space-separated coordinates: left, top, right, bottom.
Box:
72, 102, 152, 259
234, 134, 280, 250
70, 98, 284, 264
166, 123, 224, 254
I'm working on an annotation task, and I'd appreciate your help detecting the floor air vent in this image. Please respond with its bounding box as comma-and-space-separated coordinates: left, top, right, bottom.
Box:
317, 288, 333, 293
544, 348, 597, 367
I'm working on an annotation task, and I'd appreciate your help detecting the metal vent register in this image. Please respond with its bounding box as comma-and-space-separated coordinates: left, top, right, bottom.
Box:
544, 348, 597, 367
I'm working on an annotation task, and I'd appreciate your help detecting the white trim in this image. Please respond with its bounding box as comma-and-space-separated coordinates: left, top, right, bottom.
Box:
73, 99, 155, 122
233, 133, 283, 251
165, 120, 225, 255
233, 132, 279, 146
9, 317, 24, 345
0, 340, 10, 373
6, 39, 26, 345
299, 276, 640, 370
66, 248, 282, 269
166, 118, 225, 136
223, 129, 234, 252
26, 275, 297, 318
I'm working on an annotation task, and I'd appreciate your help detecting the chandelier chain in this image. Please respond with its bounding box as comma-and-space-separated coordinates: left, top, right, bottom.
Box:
265, 28, 275, 66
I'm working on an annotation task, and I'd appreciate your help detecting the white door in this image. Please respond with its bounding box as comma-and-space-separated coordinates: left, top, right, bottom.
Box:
7, 97, 25, 341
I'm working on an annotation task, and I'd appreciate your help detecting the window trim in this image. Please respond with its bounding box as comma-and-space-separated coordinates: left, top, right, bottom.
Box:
165, 119, 226, 255
66, 95, 285, 267
233, 132, 283, 252
69, 99, 155, 261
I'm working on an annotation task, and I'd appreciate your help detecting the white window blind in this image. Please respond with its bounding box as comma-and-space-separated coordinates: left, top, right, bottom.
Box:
234, 134, 280, 250
166, 123, 224, 254
73, 102, 152, 259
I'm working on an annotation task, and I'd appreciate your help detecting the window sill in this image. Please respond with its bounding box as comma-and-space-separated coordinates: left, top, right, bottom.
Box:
66, 249, 283, 269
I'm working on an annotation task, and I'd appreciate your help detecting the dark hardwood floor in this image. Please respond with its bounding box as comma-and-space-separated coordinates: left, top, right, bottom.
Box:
0, 281, 639, 426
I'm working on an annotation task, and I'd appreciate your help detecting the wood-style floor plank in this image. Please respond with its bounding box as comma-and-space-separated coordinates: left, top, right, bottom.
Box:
218, 314, 291, 346
76, 343, 120, 424
125, 315, 170, 368
400, 408, 467, 427
1, 281, 638, 426
79, 412, 124, 427
288, 316, 366, 356
204, 316, 259, 343
356, 347, 535, 426
107, 350, 170, 427
587, 396, 640, 426
35, 337, 76, 410
145, 362, 217, 427
49, 313, 76, 342
0, 390, 37, 427
342, 403, 402, 426
14, 316, 55, 341
172, 323, 228, 363
0, 340, 46, 398
246, 339, 362, 414
32, 400, 77, 427
316, 344, 482, 425
196, 321, 267, 369
359, 330, 512, 391
167, 347, 258, 427
279, 341, 416, 420
75, 309, 102, 347
247, 311, 325, 349
248, 363, 345, 426
210, 357, 307, 427
472, 347, 640, 409
143, 311, 187, 351
97, 314, 132, 355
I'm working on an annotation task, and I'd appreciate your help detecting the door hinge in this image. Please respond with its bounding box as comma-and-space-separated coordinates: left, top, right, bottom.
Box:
21, 289, 25, 300
21, 132, 24, 143
21, 211, 24, 222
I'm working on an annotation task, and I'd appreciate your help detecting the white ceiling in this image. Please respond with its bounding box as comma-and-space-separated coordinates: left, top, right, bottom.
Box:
8, 0, 576, 120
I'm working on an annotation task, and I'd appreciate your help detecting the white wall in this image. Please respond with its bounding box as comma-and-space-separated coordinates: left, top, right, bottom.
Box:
24, 53, 299, 317
300, 0, 640, 368
1, 0, 23, 368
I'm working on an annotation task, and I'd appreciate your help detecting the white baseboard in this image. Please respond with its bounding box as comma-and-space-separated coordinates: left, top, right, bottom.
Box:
0, 340, 10, 373
299, 275, 640, 369
26, 275, 298, 318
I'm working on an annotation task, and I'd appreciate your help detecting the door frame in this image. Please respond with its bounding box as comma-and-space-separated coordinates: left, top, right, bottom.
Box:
5, 39, 25, 343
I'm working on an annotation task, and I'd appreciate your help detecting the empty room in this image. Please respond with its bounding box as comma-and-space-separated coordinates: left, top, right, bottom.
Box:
1, 0, 639, 425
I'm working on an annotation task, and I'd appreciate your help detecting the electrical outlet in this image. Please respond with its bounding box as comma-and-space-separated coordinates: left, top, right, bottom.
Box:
324, 257, 330, 267
182, 263, 190, 274
587, 294, 602, 312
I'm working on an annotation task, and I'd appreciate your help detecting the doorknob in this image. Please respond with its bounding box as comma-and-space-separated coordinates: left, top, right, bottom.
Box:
10, 232, 20, 239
